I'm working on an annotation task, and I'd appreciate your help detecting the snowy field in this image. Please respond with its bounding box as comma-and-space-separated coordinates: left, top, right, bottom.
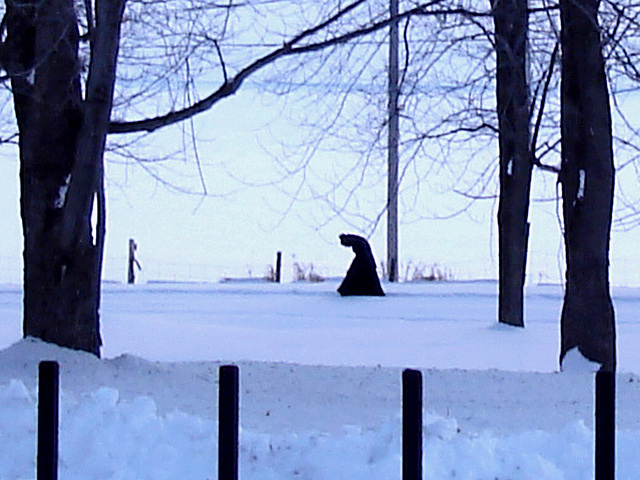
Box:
1, 279, 640, 479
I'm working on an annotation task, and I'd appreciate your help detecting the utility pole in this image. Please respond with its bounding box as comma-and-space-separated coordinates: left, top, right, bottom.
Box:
387, 0, 400, 282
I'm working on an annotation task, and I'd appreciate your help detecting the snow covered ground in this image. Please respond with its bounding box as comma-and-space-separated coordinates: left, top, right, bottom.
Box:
1, 279, 639, 479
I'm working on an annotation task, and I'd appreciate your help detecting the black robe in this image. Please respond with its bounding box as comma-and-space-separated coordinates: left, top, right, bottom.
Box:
337, 234, 385, 296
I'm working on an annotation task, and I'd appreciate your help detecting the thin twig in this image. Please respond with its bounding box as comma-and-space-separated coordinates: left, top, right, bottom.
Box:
213, 39, 228, 84
530, 41, 561, 174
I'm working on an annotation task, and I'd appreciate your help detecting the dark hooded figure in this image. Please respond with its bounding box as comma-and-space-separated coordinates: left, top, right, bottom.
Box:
337, 233, 385, 296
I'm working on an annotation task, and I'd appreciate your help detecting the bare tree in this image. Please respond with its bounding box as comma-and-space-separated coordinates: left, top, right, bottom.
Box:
559, 0, 616, 371
0, 0, 462, 355
492, 0, 532, 327
1, 0, 125, 355
0, 0, 631, 360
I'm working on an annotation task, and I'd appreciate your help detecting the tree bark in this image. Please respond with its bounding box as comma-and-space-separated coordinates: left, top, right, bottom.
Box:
492, 0, 532, 327
559, 0, 616, 371
2, 0, 125, 356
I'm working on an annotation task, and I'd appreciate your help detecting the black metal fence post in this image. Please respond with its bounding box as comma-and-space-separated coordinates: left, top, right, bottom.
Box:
38, 361, 59, 480
219, 365, 239, 480
275, 252, 282, 283
595, 370, 615, 480
36, 360, 615, 480
403, 368, 423, 480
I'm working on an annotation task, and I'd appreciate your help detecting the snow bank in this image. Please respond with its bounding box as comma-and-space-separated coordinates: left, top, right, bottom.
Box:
1, 282, 640, 479
2, 379, 634, 480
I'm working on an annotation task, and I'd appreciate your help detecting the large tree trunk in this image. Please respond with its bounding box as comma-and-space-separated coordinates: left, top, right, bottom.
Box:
559, 0, 616, 371
492, 0, 532, 327
2, 0, 125, 356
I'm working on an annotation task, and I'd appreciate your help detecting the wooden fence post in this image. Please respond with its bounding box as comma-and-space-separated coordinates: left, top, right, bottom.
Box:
403, 368, 423, 480
128, 239, 141, 284
595, 370, 615, 480
38, 361, 59, 480
219, 365, 239, 480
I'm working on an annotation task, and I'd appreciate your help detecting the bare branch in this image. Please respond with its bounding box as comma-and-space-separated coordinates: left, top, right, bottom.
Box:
109, 0, 369, 133
530, 40, 561, 174
109, 0, 503, 134
212, 38, 228, 83
453, 188, 497, 200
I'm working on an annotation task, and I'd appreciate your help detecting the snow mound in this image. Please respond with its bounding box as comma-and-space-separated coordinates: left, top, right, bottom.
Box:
0, 380, 623, 480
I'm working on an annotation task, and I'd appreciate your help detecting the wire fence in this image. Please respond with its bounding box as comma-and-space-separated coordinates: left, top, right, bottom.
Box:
0, 255, 21, 285
94, 252, 640, 287
2, 251, 640, 286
